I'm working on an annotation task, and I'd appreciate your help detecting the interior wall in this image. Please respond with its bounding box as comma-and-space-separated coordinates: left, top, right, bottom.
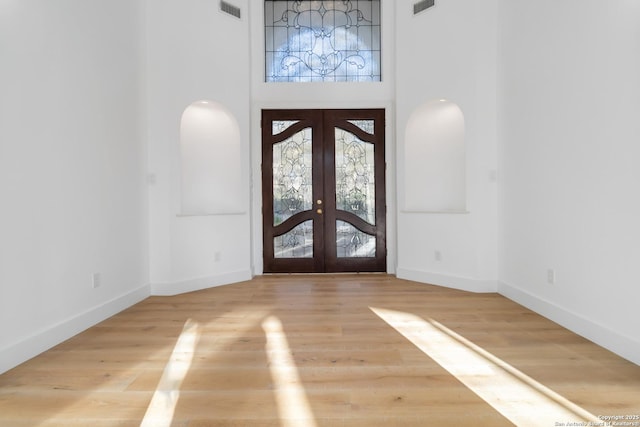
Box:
0, 0, 149, 373
498, 0, 640, 364
146, 0, 252, 295
395, 0, 499, 292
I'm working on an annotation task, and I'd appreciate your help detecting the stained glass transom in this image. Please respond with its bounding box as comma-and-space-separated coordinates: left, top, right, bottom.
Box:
275, 221, 313, 258
265, 1, 381, 82
336, 220, 375, 258
335, 128, 375, 224
272, 127, 313, 226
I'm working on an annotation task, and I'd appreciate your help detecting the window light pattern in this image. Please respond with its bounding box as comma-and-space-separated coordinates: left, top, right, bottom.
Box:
265, 1, 381, 82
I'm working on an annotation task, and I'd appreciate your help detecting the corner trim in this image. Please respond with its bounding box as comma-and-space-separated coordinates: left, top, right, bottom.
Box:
396, 268, 498, 293
498, 281, 640, 366
150, 270, 253, 296
0, 284, 150, 375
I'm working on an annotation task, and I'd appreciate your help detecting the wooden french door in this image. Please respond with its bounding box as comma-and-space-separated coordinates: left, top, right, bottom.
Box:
262, 109, 386, 273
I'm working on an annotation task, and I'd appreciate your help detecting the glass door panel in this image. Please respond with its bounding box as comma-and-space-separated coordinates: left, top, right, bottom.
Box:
335, 127, 376, 225
336, 220, 376, 258
333, 119, 379, 261
273, 120, 300, 134
274, 220, 313, 258
272, 127, 313, 226
347, 120, 376, 134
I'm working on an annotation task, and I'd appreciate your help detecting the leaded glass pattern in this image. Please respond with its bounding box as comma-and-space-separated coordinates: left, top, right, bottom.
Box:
265, 1, 381, 82
335, 128, 375, 224
272, 127, 313, 226
275, 221, 313, 258
347, 119, 375, 133
336, 220, 375, 257
272, 120, 300, 135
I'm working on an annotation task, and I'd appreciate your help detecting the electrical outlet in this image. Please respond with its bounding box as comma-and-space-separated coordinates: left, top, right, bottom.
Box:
214, 252, 221, 262
92, 273, 101, 289
434, 251, 442, 262
547, 269, 556, 285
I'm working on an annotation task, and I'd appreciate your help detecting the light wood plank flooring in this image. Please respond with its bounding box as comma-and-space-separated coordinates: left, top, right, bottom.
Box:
1, 275, 639, 426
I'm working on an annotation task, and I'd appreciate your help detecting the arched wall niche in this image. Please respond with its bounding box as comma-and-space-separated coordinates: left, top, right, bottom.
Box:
180, 100, 243, 215
404, 99, 467, 213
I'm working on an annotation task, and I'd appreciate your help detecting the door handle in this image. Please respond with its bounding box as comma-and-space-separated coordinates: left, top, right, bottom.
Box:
317, 208, 323, 214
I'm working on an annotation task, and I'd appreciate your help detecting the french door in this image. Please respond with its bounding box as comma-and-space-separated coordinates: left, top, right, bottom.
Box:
262, 109, 386, 273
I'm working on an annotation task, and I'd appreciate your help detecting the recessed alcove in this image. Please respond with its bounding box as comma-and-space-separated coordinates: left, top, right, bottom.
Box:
180, 100, 243, 215
403, 99, 467, 213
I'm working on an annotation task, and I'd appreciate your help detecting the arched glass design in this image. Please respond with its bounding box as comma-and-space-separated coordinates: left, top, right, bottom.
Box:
336, 220, 376, 257
404, 100, 466, 212
335, 125, 376, 225
274, 220, 314, 258
180, 101, 243, 214
265, 0, 381, 82
272, 126, 313, 226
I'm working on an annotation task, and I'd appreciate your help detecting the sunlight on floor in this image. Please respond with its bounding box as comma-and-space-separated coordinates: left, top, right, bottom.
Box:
370, 307, 600, 426
262, 315, 318, 427
140, 318, 200, 427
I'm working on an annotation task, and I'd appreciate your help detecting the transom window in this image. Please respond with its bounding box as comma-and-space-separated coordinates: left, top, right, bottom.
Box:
265, 1, 381, 82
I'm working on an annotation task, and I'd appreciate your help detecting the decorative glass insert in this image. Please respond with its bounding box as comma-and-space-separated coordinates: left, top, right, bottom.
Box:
347, 119, 375, 133
275, 221, 314, 258
265, 1, 381, 82
335, 127, 375, 224
336, 220, 375, 257
273, 127, 313, 226
273, 120, 300, 135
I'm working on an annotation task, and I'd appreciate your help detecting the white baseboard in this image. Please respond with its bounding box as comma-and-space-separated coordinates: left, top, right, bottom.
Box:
0, 284, 150, 375
150, 269, 253, 296
396, 267, 498, 293
498, 281, 640, 366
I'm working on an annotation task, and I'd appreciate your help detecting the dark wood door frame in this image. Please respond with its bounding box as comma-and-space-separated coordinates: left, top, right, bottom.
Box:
262, 109, 325, 273
262, 109, 386, 273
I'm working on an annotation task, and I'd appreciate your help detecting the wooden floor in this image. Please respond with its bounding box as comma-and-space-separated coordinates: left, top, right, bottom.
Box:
1, 275, 639, 427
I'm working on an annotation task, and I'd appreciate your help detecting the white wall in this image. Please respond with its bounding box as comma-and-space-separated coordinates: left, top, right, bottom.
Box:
146, 0, 252, 295
0, 0, 149, 373
395, 0, 499, 292
498, 0, 640, 364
